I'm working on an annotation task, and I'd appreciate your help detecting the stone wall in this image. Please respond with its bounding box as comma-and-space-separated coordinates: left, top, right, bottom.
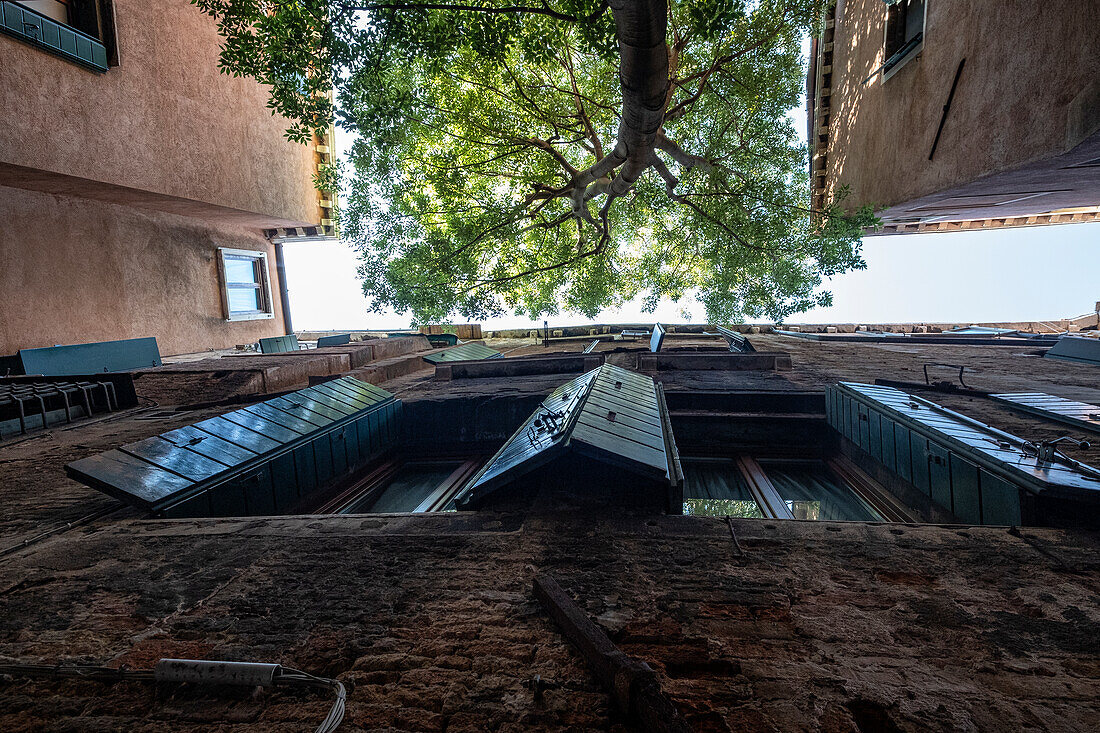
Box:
0, 514, 1096, 731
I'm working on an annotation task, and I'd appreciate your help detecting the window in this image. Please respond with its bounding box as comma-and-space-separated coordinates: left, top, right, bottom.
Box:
312, 457, 486, 514
681, 456, 888, 521
218, 248, 275, 322
881, 0, 925, 81
3, 0, 116, 71
682, 459, 765, 518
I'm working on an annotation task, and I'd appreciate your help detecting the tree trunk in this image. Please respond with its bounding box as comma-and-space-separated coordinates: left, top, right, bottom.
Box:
608, 0, 669, 194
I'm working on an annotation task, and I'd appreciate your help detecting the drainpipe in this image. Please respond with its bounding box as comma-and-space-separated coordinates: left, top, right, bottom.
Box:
273, 242, 294, 336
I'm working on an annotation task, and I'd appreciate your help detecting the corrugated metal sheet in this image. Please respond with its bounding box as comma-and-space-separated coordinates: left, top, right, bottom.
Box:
827, 382, 1100, 525
1044, 336, 1100, 366
259, 335, 300, 353
66, 376, 400, 517
422, 343, 503, 364
455, 364, 677, 508
989, 393, 1100, 435
17, 338, 162, 375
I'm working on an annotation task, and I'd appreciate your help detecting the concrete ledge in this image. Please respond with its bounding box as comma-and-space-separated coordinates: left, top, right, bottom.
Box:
347, 346, 451, 385
435, 353, 606, 380
135, 353, 351, 399
636, 352, 792, 371
360, 336, 434, 361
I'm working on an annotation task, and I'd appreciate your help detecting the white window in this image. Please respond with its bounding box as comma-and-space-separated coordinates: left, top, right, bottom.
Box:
218, 248, 275, 322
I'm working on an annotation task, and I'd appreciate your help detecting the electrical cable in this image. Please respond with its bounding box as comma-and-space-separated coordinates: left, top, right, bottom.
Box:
0, 659, 346, 732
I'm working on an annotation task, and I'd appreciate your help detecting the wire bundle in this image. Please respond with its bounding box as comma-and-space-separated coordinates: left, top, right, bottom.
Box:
0, 660, 346, 732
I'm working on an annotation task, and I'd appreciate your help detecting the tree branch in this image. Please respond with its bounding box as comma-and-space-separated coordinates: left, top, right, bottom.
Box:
343, 0, 609, 23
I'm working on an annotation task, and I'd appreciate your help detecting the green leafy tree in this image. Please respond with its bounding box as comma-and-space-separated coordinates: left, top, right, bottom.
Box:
194, 0, 876, 323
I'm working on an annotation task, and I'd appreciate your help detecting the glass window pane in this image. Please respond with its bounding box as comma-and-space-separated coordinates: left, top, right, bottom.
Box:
681, 459, 764, 518
344, 463, 461, 513
760, 461, 884, 522
227, 286, 261, 313
224, 256, 260, 285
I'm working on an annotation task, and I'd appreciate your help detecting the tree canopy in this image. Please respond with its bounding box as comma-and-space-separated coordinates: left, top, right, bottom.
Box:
194, 0, 876, 323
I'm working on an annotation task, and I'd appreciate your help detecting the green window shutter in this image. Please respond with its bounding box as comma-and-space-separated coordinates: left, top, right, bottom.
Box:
0, 1, 108, 72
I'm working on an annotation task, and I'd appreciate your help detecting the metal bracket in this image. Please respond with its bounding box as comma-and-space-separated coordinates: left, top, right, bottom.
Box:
923, 362, 970, 389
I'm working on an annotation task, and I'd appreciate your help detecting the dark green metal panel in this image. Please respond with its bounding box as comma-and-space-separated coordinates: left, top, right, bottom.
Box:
979, 470, 1022, 526
317, 334, 352, 347
856, 402, 870, 452
161, 425, 256, 467
241, 464, 276, 515
425, 333, 459, 347
120, 437, 226, 481
355, 413, 373, 459
989, 393, 1100, 436
879, 416, 897, 473
66, 449, 194, 506
66, 377, 399, 516
329, 425, 350, 476
193, 416, 283, 454
208, 486, 247, 517
293, 443, 318, 496
928, 442, 952, 511
312, 434, 335, 485
949, 454, 981, 524
844, 394, 853, 440
264, 397, 327, 427
270, 452, 299, 512
161, 491, 211, 519
1043, 336, 1100, 366
868, 408, 882, 463
220, 409, 301, 444
456, 364, 676, 510
276, 393, 347, 422
893, 422, 912, 483
243, 403, 316, 435
910, 432, 931, 495
422, 342, 503, 364
17, 337, 161, 375
258, 334, 300, 353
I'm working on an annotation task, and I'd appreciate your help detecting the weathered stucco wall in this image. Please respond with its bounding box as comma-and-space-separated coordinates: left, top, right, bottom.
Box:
824, 0, 1100, 211
0, 0, 318, 225
0, 186, 286, 357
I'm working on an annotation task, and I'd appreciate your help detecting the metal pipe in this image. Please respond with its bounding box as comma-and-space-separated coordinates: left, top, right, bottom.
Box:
273, 241, 294, 336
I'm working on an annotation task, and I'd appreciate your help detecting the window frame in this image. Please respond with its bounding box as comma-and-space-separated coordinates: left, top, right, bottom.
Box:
2, 0, 116, 71
217, 247, 276, 322
881, 0, 927, 82
680, 453, 907, 522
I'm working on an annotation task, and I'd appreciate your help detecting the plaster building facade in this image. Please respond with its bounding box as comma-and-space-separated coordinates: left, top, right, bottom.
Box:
809, 0, 1100, 234
0, 0, 334, 358
0, 327, 1098, 731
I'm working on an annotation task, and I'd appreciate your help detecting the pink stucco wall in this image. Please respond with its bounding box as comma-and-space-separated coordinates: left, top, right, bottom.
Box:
823, 0, 1100, 211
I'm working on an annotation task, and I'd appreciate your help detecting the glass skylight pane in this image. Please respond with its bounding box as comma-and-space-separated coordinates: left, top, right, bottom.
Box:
760, 461, 884, 522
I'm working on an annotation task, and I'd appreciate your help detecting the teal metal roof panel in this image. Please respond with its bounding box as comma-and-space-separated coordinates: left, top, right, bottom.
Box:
17, 337, 161, 375
989, 393, 1100, 436
833, 382, 1100, 498
1044, 337, 1100, 366
422, 343, 503, 364
66, 376, 397, 514
456, 364, 675, 508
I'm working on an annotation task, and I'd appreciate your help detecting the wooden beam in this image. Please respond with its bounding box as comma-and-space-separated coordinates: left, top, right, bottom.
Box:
533, 574, 693, 733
